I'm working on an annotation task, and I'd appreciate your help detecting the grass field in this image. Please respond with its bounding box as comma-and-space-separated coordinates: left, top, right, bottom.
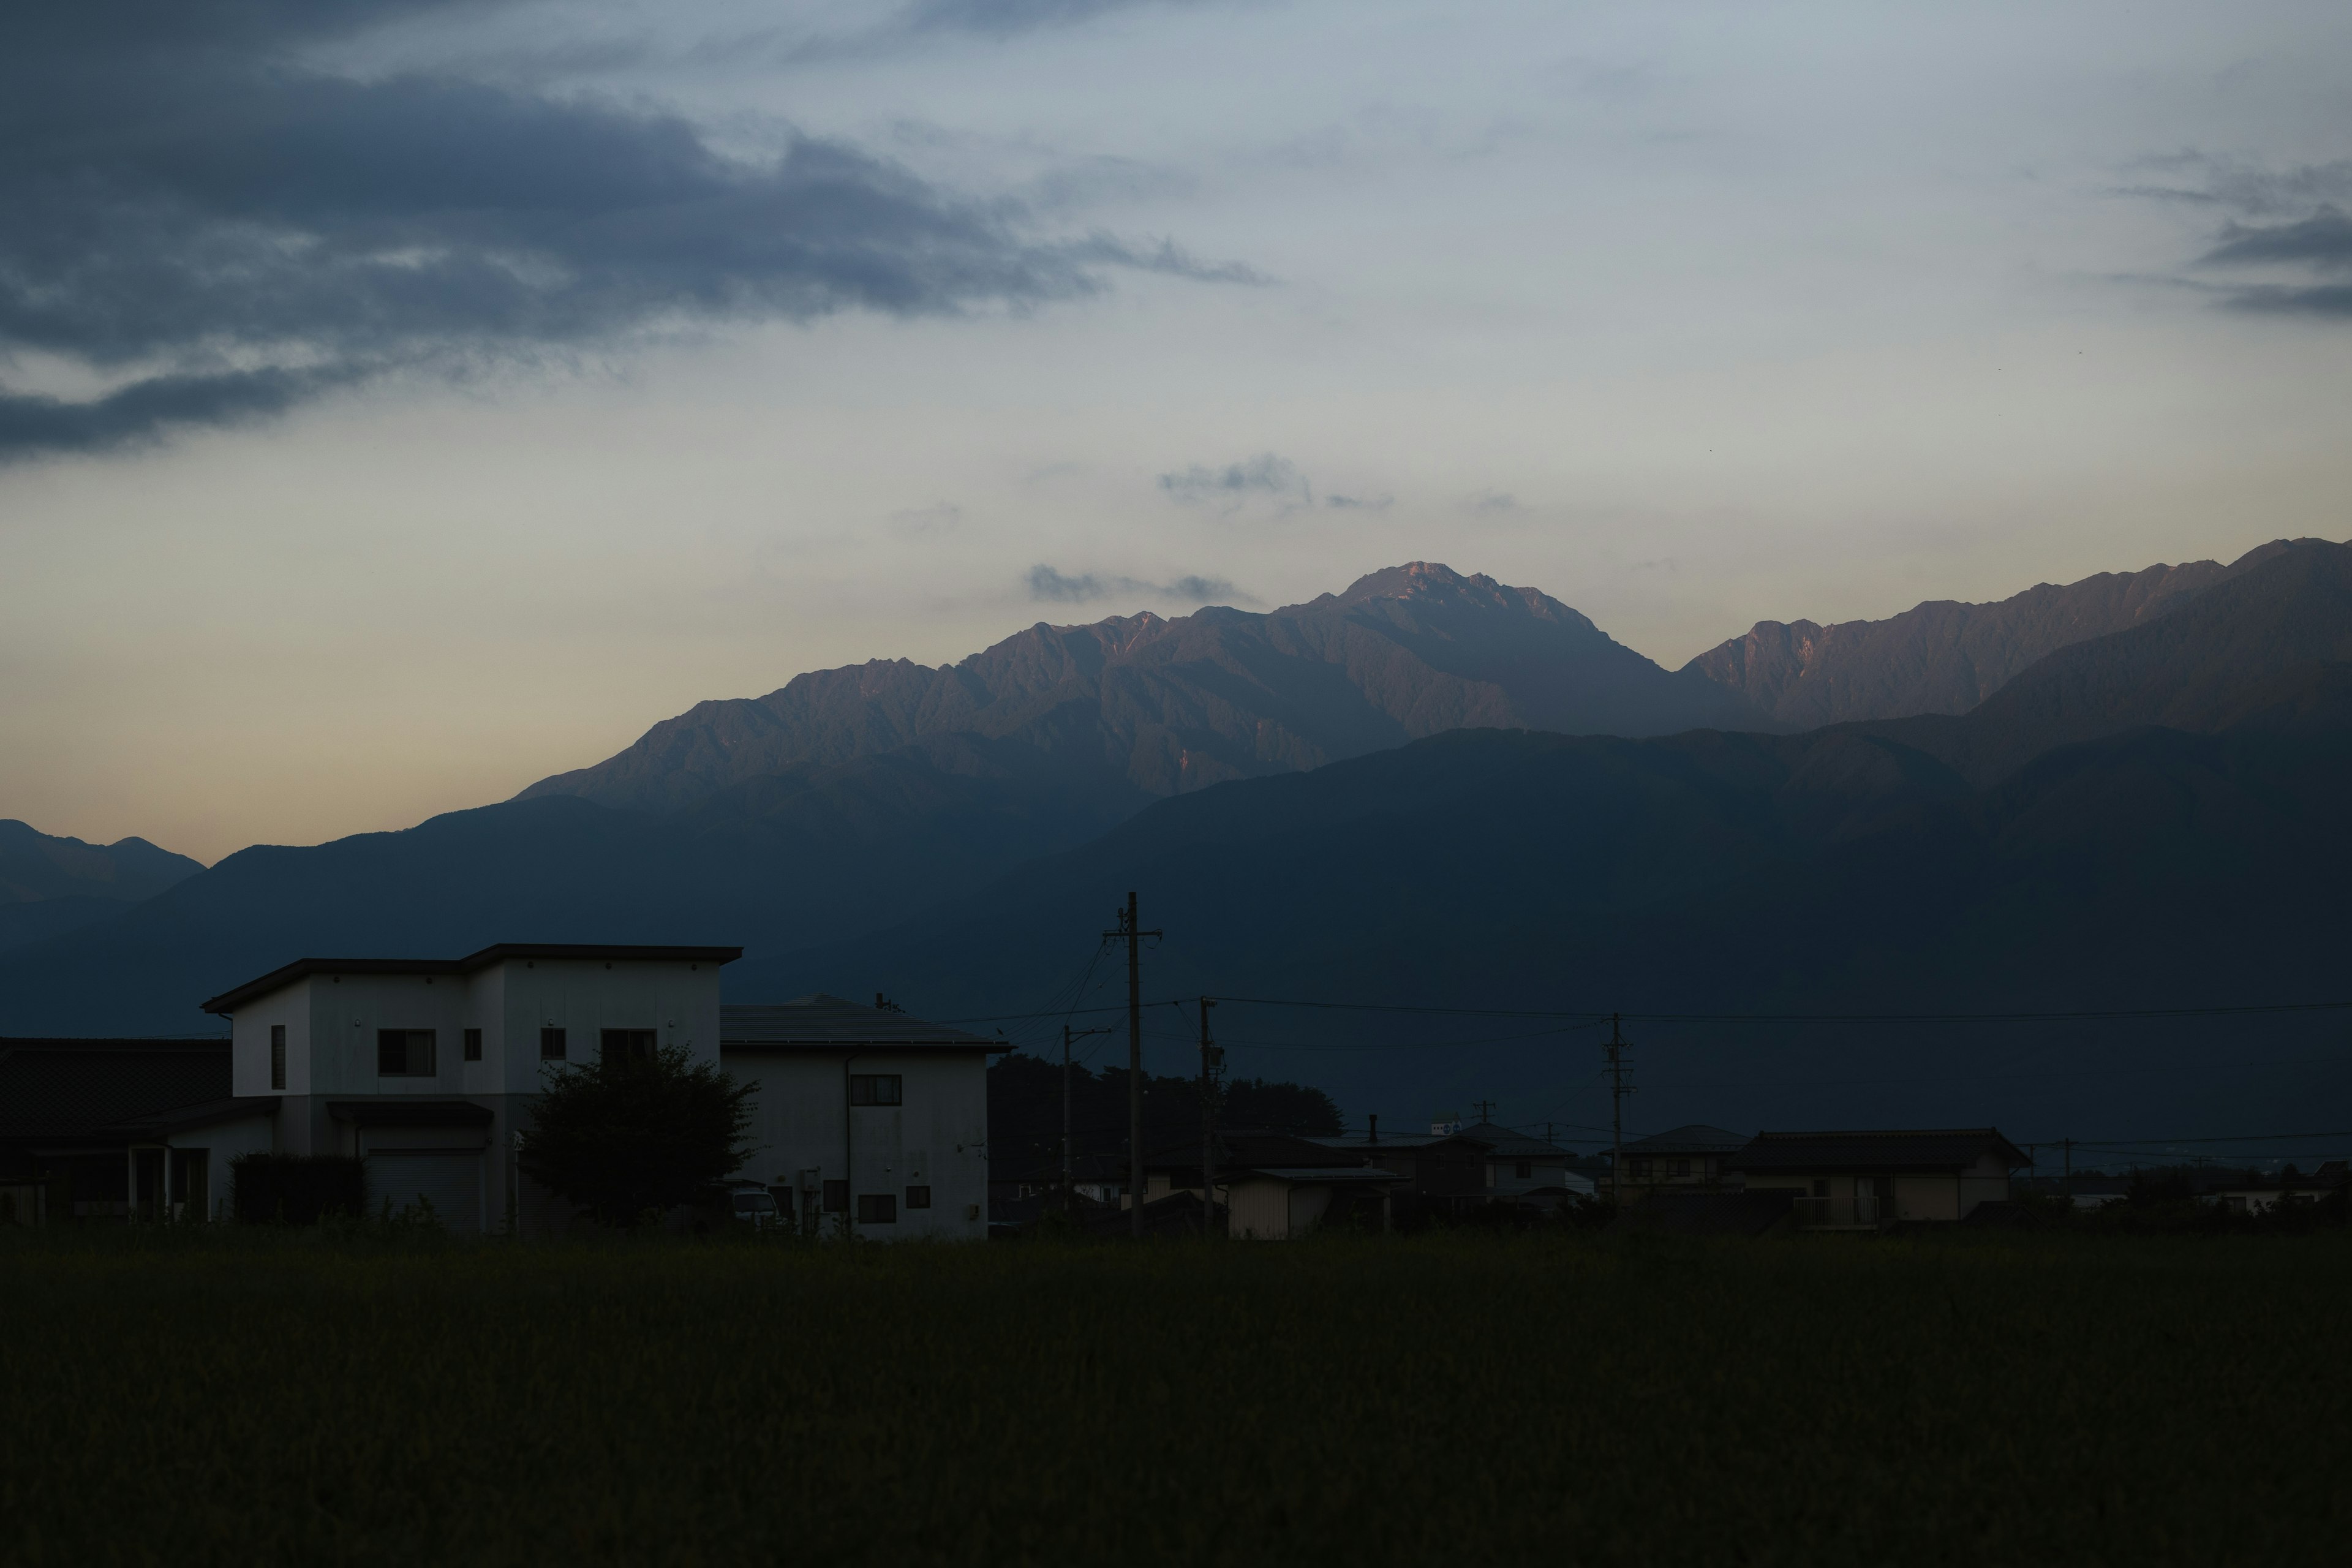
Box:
2, 1227, 2346, 1566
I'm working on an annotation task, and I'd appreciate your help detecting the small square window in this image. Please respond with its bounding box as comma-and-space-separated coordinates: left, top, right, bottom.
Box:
857, 1193, 897, 1224
540, 1027, 567, 1060
462, 1028, 482, 1062
269, 1024, 287, 1091
376, 1029, 436, 1077
1514, 1159, 1531, 1180
905, 1185, 932, 1210
848, 1074, 902, 1106
1672, 1158, 1691, 1178
821, 1180, 847, 1213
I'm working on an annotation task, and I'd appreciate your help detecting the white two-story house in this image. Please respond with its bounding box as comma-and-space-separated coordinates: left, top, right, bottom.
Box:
202, 943, 739, 1234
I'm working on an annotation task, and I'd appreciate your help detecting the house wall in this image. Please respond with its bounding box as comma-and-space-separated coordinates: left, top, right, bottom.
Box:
1746, 1164, 2013, 1223
1229, 1177, 1293, 1240
725, 1049, 987, 1241
1287, 1183, 1332, 1235
165, 1113, 278, 1221
225, 957, 725, 1232
1485, 1159, 1569, 1199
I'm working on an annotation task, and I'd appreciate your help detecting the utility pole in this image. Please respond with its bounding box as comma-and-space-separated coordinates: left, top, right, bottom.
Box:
2062, 1137, 2075, 1204
1605, 1014, 1634, 1208
1472, 1099, 1496, 1125
1102, 892, 1161, 1239
1199, 997, 1221, 1238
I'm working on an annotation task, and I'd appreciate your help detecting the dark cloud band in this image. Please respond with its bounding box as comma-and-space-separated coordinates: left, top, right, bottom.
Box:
0, 2, 1243, 458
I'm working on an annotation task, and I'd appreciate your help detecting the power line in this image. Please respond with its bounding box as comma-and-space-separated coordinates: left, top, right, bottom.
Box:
943, 995, 2352, 1027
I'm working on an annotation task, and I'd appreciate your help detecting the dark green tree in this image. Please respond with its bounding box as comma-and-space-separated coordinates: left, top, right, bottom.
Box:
518, 1044, 756, 1224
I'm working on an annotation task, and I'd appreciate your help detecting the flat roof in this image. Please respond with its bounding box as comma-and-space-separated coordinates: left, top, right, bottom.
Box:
720, 997, 999, 1051
202, 944, 743, 1014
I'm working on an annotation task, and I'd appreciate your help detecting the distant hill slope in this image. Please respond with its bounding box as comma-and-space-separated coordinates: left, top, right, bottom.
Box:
1861, 538, 2352, 783
520, 561, 1771, 814
0, 821, 204, 954
1682, 550, 2266, 726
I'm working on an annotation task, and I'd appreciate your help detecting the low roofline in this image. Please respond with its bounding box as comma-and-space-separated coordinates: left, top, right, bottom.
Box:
201, 944, 744, 1015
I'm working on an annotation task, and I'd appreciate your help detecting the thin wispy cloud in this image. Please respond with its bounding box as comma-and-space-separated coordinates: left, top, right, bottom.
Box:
1025, 564, 1251, 605
1157, 452, 1313, 512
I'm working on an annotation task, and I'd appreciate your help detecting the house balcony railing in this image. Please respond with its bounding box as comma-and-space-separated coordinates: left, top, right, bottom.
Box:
1790, 1196, 1833, 1227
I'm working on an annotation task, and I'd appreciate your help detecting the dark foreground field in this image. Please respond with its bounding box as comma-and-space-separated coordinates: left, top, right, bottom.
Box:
2, 1230, 2346, 1566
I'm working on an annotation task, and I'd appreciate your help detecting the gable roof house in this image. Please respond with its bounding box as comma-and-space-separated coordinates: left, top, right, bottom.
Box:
1453, 1121, 1593, 1205
1727, 1129, 2030, 1227
1140, 1129, 1399, 1240
721, 994, 1001, 1240
1304, 1123, 1496, 1223
1611, 1125, 1749, 1202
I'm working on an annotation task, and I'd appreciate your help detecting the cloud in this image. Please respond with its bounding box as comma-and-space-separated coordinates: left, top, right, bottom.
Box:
1466, 491, 1522, 514
1025, 564, 1250, 605
2123, 157, 2352, 319
1322, 492, 1392, 511
902, 0, 1204, 40
0, 4, 1251, 459
1156, 452, 1312, 511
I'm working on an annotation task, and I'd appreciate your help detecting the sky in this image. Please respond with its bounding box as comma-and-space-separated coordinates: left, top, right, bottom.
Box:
3, 0, 2348, 864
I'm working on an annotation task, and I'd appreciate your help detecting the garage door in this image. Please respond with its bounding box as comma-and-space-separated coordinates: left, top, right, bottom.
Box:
369, 1151, 483, 1234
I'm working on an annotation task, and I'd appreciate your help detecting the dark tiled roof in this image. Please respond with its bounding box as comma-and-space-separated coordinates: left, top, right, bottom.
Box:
1454, 1121, 1570, 1158
1243, 1167, 1403, 1184
1307, 1133, 1496, 1153
103, 1096, 279, 1136
1728, 1128, 2029, 1174
202, 944, 742, 1014
1620, 1124, 1749, 1156
0, 1038, 230, 1138
1147, 1130, 1359, 1173
720, 997, 997, 1050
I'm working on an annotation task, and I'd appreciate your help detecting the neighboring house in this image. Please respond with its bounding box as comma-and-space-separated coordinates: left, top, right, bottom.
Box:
722, 995, 998, 1241
1140, 1129, 1400, 1240
0, 1036, 271, 1223
2211, 1161, 2349, 1215
1611, 1125, 1749, 1200
1453, 1121, 1591, 1202
1728, 1129, 2029, 1226
1305, 1125, 1494, 1220
201, 943, 741, 1235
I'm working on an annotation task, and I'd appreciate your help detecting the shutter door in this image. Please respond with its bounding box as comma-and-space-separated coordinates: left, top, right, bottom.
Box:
369, 1151, 483, 1235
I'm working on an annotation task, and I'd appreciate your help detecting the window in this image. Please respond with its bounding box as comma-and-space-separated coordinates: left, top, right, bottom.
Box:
905, 1185, 932, 1210
1629, 1158, 1651, 1179
376, 1029, 437, 1077
857, 1193, 897, 1224
848, 1074, 902, 1106
462, 1028, 482, 1062
540, 1027, 567, 1060
270, 1024, 286, 1091
1672, 1158, 1691, 1178
600, 1028, 657, 1065
1514, 1159, 1531, 1180
821, 1180, 847, 1213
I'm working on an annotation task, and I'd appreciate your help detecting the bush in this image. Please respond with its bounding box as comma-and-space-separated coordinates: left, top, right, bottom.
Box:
230, 1154, 366, 1224
518, 1044, 755, 1225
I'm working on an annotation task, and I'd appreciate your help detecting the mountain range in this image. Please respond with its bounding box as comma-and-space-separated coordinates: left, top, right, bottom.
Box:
0, 821, 203, 953
3, 536, 2345, 1140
